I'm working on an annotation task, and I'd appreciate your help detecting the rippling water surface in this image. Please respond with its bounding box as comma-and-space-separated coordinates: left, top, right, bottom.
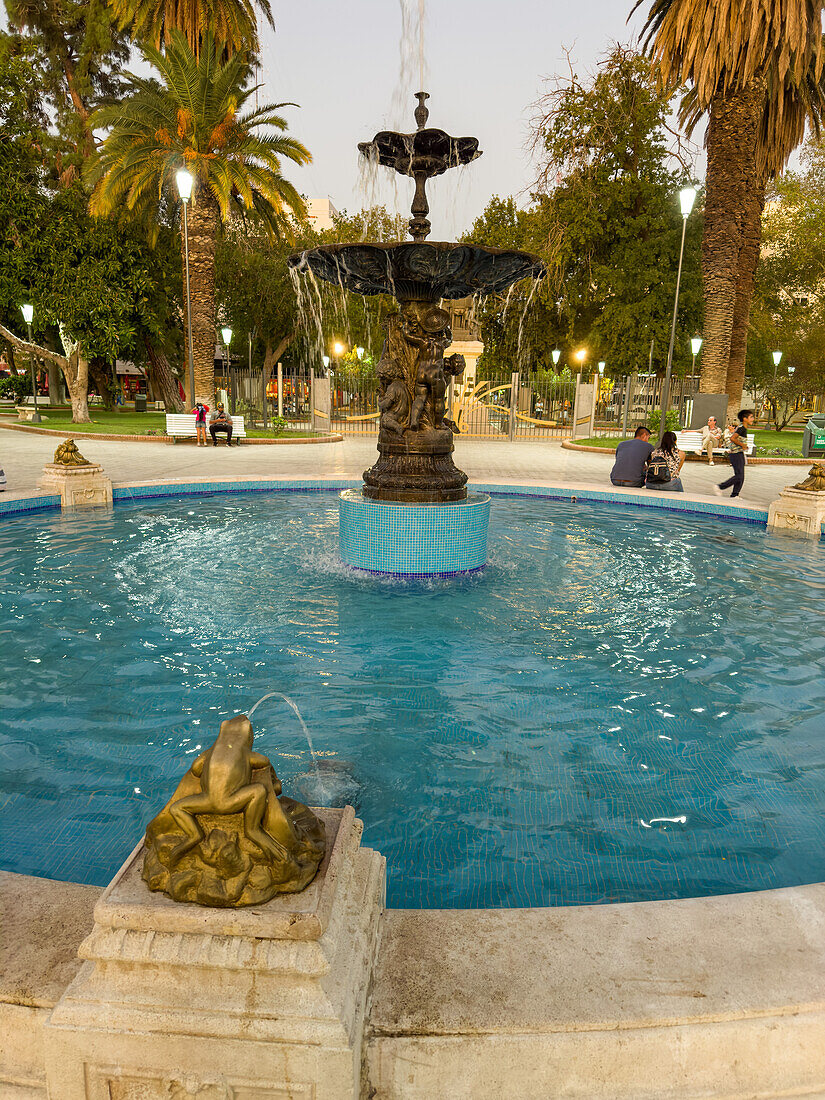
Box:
1, 492, 824, 907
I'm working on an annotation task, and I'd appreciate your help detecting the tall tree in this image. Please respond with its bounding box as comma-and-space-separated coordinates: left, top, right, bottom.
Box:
634, 0, 825, 410
469, 46, 702, 378
4, 0, 128, 169
89, 31, 310, 403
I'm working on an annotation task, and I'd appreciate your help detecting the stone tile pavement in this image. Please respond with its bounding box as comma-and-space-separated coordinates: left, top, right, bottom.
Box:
0, 427, 802, 509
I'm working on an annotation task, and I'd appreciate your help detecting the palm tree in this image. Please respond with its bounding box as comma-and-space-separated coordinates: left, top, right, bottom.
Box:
679, 69, 825, 410
109, 0, 274, 56
89, 32, 310, 402
634, 0, 824, 406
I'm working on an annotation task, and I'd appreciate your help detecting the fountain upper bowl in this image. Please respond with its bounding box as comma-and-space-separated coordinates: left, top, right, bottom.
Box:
287, 240, 545, 301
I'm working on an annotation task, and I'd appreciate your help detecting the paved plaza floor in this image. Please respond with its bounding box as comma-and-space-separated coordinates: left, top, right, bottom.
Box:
0, 427, 802, 508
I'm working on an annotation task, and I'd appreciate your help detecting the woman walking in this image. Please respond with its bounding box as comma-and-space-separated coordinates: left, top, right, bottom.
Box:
645, 431, 686, 493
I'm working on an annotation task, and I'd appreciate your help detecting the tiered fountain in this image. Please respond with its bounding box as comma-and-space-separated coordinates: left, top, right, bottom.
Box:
289, 93, 544, 574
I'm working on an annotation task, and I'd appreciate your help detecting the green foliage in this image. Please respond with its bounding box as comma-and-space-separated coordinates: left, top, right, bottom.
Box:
269, 415, 288, 431
746, 137, 825, 429
465, 46, 702, 378
0, 373, 32, 399
647, 408, 681, 434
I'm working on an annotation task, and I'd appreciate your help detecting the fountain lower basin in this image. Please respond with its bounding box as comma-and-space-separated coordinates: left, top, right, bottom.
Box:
338, 488, 491, 575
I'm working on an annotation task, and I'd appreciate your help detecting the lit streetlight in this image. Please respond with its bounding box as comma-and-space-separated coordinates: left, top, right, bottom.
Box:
356, 346, 365, 360
551, 348, 561, 366
772, 350, 783, 367
322, 355, 331, 370
659, 185, 697, 442
788, 365, 795, 376
176, 169, 196, 405
333, 341, 345, 357
20, 303, 40, 423
598, 361, 606, 375
690, 336, 703, 372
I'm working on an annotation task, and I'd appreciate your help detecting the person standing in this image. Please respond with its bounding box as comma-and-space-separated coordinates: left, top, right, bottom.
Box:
192, 401, 209, 446
700, 415, 723, 465
716, 410, 755, 498
209, 403, 234, 446
610, 426, 653, 487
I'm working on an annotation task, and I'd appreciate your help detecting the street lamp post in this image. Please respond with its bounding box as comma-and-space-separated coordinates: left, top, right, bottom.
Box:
551, 348, 561, 369
20, 303, 40, 423
221, 326, 232, 411
659, 185, 697, 442
176, 170, 196, 406
690, 336, 703, 373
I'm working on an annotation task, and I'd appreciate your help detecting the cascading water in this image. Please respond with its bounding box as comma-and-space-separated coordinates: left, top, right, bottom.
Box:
246, 690, 359, 806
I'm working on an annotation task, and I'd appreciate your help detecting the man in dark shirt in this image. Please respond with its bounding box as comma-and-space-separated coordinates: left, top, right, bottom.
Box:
610, 426, 653, 487
716, 409, 754, 498
209, 403, 234, 447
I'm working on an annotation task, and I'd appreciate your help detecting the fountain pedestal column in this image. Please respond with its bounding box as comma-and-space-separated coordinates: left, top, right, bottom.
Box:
44, 807, 385, 1100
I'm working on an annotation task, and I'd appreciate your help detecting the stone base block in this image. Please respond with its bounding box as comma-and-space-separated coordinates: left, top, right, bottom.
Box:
767, 488, 825, 538
44, 806, 385, 1100
38, 464, 113, 509
339, 489, 490, 575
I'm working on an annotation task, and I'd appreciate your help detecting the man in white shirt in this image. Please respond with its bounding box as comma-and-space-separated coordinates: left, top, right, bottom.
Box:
700, 416, 724, 465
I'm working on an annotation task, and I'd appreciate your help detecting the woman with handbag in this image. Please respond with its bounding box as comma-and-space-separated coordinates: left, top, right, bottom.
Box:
645, 431, 685, 493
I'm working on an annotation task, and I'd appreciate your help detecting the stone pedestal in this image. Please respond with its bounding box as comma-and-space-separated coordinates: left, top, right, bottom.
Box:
38, 463, 113, 509
768, 487, 825, 537
44, 806, 385, 1100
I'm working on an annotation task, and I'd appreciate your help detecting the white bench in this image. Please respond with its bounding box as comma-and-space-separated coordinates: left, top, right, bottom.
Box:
166, 413, 246, 443
675, 430, 754, 458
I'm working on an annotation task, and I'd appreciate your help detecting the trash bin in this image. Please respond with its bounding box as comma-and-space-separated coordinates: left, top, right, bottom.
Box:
134, 393, 147, 413
802, 415, 825, 458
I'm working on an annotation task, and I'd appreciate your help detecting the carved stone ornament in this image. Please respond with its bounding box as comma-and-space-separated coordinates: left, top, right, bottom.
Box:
142, 714, 325, 907
53, 438, 91, 466
792, 462, 825, 492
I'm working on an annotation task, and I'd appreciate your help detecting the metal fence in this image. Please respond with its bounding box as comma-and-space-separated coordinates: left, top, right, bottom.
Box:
592, 373, 701, 437
215, 366, 313, 427
216, 365, 700, 440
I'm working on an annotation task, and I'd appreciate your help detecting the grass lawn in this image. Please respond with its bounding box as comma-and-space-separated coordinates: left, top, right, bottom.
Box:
578, 430, 804, 454
14, 410, 323, 439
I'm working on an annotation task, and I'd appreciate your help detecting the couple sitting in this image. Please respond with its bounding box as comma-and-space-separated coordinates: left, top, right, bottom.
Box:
610, 426, 686, 493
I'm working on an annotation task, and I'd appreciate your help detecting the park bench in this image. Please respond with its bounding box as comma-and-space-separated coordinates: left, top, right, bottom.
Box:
165, 413, 246, 443
675, 429, 755, 458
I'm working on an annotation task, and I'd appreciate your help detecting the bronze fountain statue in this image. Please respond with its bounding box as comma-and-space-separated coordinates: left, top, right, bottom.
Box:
143, 714, 325, 907
289, 93, 545, 504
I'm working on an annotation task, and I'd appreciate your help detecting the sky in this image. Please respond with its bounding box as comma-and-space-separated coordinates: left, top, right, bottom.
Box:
258, 0, 655, 238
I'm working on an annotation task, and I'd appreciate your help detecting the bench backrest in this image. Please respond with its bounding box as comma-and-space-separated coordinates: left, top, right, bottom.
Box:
675, 429, 754, 454
166, 413, 245, 435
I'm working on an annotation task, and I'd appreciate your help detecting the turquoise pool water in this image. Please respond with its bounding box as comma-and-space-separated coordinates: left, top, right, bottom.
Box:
1, 491, 824, 908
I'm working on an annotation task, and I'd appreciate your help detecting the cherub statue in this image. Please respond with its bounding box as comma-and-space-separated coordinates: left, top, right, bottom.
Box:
377, 356, 410, 436
53, 439, 91, 466
404, 305, 464, 432
142, 714, 325, 907
793, 463, 825, 492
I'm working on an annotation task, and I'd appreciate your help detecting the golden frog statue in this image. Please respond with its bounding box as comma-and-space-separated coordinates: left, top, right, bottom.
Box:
53, 439, 91, 466
142, 714, 325, 907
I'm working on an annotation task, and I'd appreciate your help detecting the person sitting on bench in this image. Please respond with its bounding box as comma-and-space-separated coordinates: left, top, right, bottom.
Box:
209, 403, 233, 446
700, 416, 724, 465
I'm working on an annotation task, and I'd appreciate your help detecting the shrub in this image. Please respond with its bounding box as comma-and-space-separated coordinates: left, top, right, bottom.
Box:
0, 373, 33, 400
647, 409, 681, 434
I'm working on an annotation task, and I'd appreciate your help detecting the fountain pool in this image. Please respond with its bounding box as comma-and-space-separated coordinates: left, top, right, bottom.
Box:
1, 488, 824, 908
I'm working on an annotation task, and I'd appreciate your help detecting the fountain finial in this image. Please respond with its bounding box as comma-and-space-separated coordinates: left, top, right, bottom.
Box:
414, 91, 430, 130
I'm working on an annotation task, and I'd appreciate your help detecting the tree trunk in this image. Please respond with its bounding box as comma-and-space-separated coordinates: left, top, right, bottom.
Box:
144, 335, 185, 411
47, 361, 62, 404
724, 172, 767, 419
700, 80, 765, 396
89, 358, 115, 411
263, 333, 294, 376
183, 186, 220, 403
66, 353, 91, 421
0, 321, 90, 421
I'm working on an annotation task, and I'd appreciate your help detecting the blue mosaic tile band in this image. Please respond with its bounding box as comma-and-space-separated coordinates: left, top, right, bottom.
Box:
0, 493, 60, 518
339, 489, 491, 575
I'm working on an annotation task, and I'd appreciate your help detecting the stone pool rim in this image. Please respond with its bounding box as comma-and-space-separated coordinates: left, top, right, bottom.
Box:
0, 474, 775, 530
